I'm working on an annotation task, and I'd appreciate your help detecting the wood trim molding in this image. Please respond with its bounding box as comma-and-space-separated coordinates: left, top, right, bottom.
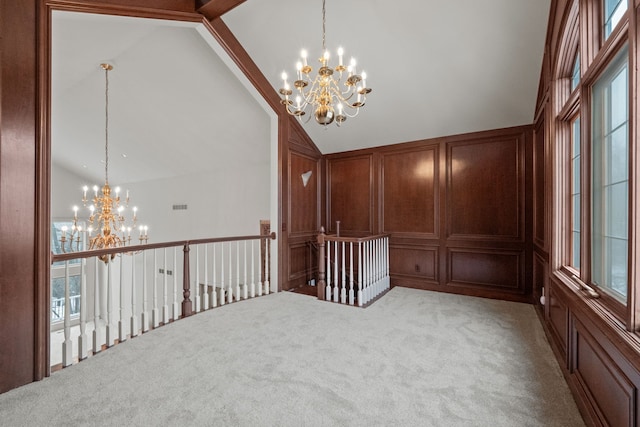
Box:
43, 0, 201, 20
196, 0, 245, 20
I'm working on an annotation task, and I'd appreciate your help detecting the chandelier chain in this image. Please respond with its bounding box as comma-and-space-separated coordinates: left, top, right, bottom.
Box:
104, 65, 109, 185
322, 0, 326, 51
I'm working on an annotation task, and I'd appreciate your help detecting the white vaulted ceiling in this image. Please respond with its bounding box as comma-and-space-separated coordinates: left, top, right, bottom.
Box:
224, 0, 551, 153
52, 0, 550, 183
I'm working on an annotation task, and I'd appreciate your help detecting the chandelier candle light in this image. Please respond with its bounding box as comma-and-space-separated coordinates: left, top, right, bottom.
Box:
279, 0, 372, 126
60, 63, 148, 262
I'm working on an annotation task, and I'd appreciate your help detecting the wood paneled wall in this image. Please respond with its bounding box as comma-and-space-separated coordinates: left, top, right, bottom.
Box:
534, 1, 640, 426
283, 121, 323, 291
0, 0, 40, 394
325, 126, 533, 303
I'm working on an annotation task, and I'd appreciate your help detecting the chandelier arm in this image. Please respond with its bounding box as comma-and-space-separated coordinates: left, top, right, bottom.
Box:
300, 112, 314, 124
329, 85, 359, 107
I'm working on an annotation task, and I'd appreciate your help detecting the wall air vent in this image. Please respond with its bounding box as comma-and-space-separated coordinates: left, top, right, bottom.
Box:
172, 204, 188, 211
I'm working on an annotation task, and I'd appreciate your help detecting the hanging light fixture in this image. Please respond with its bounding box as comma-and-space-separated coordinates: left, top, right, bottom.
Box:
60, 63, 148, 262
279, 0, 372, 126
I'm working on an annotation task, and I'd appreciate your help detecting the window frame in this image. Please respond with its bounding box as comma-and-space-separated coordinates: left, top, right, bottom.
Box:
552, 0, 636, 329
588, 44, 629, 315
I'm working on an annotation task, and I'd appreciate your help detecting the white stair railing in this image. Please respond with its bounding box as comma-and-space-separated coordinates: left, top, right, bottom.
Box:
316, 227, 390, 307
50, 232, 275, 370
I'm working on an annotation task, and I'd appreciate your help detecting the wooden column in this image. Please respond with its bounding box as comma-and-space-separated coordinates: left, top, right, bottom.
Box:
317, 227, 326, 300
182, 243, 192, 317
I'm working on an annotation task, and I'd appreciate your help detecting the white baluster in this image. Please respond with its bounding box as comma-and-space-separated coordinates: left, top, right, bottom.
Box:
220, 242, 226, 305
257, 240, 263, 297
364, 241, 370, 305
93, 258, 103, 352
370, 239, 375, 297
333, 241, 339, 302
152, 250, 159, 328
341, 241, 346, 304
349, 242, 354, 305
378, 238, 382, 293
163, 248, 170, 323
385, 236, 390, 291
106, 259, 114, 347
212, 243, 218, 308
130, 252, 138, 338
243, 241, 248, 299
194, 246, 201, 313
374, 238, 379, 297
368, 240, 373, 303
62, 260, 73, 367
172, 247, 179, 319
235, 241, 241, 301
202, 245, 209, 311
264, 238, 270, 295
378, 238, 383, 294
228, 242, 234, 303
78, 258, 88, 360
250, 240, 256, 298
142, 251, 149, 333
358, 241, 363, 307
326, 241, 332, 301
119, 256, 127, 343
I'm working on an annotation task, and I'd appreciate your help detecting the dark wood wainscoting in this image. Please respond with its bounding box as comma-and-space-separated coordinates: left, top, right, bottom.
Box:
543, 278, 640, 427
284, 121, 322, 291
325, 125, 533, 303
327, 154, 375, 236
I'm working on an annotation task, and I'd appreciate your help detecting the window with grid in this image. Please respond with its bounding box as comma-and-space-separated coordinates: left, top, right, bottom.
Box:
604, 0, 627, 40
570, 116, 581, 270
591, 46, 629, 303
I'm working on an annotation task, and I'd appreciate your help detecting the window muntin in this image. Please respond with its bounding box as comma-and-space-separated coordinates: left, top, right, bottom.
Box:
50, 221, 84, 322
591, 46, 629, 302
604, 0, 627, 40
571, 117, 581, 269
571, 53, 580, 92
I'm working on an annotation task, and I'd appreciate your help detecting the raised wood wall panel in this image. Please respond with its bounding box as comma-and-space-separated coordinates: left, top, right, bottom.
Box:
548, 285, 568, 356
447, 249, 523, 292
382, 148, 438, 236
0, 0, 38, 394
447, 135, 523, 241
328, 155, 373, 235
289, 152, 319, 234
287, 242, 313, 287
573, 321, 635, 427
533, 115, 547, 249
533, 251, 547, 312
389, 245, 438, 282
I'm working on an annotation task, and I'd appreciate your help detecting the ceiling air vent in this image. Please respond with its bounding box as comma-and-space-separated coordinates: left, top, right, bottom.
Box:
172, 204, 188, 211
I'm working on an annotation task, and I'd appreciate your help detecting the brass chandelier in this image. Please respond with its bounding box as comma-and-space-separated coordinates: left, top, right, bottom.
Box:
279, 0, 372, 126
60, 63, 148, 262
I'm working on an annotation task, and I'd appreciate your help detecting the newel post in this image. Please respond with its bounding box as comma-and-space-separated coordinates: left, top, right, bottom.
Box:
317, 227, 326, 300
182, 243, 193, 317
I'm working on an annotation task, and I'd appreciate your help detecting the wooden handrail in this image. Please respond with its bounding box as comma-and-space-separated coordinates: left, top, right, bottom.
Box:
50, 232, 276, 264
51, 232, 277, 321
322, 233, 390, 243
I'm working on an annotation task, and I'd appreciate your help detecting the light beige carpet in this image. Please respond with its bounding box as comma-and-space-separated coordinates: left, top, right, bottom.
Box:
0, 287, 584, 426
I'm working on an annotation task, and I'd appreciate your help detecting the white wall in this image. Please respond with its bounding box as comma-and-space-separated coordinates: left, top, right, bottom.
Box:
51, 163, 92, 220
121, 158, 270, 243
